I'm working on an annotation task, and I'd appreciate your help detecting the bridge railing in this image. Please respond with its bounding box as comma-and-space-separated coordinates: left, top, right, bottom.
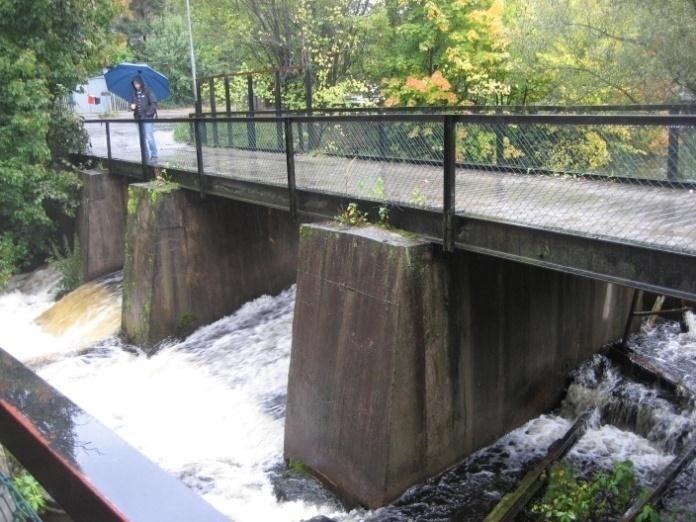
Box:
81, 112, 696, 254
191, 103, 696, 118
0, 347, 228, 522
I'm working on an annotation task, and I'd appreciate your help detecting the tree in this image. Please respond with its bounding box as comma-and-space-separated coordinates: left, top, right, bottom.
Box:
115, 0, 167, 56
143, 8, 197, 103
507, 0, 696, 104
0, 0, 120, 286
364, 0, 511, 104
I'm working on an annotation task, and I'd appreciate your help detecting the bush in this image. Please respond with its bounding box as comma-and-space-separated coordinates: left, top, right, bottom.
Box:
531, 460, 658, 521
336, 202, 369, 226
12, 472, 47, 515
49, 236, 82, 296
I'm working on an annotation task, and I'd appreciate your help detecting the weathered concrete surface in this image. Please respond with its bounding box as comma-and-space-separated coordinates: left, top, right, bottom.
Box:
122, 182, 298, 348
284, 222, 633, 508
76, 169, 128, 280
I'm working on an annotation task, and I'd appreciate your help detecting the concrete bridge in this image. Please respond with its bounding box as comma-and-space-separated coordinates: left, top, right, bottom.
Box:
76, 109, 696, 507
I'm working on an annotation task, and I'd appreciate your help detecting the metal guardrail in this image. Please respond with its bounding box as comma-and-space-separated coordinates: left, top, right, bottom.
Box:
83, 111, 696, 253
192, 103, 696, 118
0, 348, 228, 522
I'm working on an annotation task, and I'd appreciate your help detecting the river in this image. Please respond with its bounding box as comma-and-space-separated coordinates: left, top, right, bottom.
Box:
0, 268, 694, 520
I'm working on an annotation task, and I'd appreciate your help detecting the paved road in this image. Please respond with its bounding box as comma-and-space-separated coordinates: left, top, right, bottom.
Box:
85, 122, 696, 256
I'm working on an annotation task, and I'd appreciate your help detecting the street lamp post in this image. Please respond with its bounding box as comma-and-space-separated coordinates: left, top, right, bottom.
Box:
185, 0, 198, 104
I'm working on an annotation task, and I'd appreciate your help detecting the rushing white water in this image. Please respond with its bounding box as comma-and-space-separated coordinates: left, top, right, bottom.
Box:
1, 269, 695, 520
0, 271, 352, 521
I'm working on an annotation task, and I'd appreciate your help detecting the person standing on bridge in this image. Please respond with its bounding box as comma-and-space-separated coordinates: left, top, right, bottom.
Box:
130, 74, 159, 161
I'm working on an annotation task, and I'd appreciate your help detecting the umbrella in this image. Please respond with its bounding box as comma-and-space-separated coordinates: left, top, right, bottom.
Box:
104, 63, 170, 102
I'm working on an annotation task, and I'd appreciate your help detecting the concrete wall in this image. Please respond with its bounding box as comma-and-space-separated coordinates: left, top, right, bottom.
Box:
284, 223, 633, 508
76, 170, 129, 281
122, 182, 299, 348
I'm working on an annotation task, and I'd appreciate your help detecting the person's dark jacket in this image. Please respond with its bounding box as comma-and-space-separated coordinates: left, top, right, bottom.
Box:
130, 74, 158, 119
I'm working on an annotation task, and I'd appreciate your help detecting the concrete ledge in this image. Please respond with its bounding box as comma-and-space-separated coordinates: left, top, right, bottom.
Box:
284, 222, 633, 507
122, 182, 298, 348
76, 169, 128, 280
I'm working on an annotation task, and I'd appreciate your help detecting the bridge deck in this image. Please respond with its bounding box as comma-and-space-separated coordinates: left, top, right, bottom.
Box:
87, 123, 696, 258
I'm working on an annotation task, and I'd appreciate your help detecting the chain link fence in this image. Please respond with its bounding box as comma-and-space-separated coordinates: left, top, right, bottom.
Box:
0, 472, 41, 522
451, 118, 696, 254
82, 113, 696, 255
293, 118, 445, 210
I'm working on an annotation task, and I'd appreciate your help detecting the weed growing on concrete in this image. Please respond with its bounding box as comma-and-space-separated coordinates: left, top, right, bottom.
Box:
336, 202, 368, 226
378, 205, 391, 228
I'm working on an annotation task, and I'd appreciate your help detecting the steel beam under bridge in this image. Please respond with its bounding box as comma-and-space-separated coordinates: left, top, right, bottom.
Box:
86, 158, 696, 302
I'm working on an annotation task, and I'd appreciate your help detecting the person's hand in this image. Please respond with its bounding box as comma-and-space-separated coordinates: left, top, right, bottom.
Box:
130, 103, 136, 110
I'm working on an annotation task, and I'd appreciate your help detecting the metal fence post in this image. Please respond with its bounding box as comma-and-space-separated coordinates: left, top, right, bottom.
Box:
275, 70, 284, 151
247, 74, 257, 150
105, 121, 112, 176
667, 107, 680, 181
284, 118, 298, 221
304, 64, 316, 150
195, 80, 207, 145
304, 63, 313, 113
298, 121, 305, 152
209, 78, 219, 146
495, 106, 504, 166
225, 76, 233, 147
195, 80, 203, 115
378, 110, 388, 158
194, 119, 205, 198
443, 115, 457, 252
137, 120, 149, 180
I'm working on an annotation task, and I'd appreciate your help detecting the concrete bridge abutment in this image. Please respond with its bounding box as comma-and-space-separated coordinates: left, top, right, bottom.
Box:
121, 182, 298, 348
76, 169, 129, 281
284, 222, 633, 508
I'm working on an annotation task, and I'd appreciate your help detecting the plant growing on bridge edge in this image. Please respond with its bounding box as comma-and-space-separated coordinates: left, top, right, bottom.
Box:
12, 471, 47, 515
378, 205, 391, 228
530, 460, 660, 522
336, 202, 369, 226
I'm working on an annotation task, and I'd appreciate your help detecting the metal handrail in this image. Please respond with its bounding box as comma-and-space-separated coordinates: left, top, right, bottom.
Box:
0, 348, 228, 522
81, 111, 696, 247
84, 112, 696, 125
190, 103, 696, 118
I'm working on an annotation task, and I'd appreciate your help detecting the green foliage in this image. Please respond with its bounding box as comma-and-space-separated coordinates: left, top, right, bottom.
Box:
142, 9, 196, 104
12, 472, 47, 515
0, 0, 115, 284
636, 504, 661, 522
288, 459, 310, 476
506, 0, 696, 104
49, 237, 83, 297
378, 206, 391, 227
173, 122, 192, 144
0, 236, 23, 289
370, 177, 387, 200
531, 461, 659, 521
410, 187, 428, 208
336, 202, 369, 226
371, 0, 511, 105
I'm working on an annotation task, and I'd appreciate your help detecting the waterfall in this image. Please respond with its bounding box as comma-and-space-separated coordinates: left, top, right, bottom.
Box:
1, 267, 695, 521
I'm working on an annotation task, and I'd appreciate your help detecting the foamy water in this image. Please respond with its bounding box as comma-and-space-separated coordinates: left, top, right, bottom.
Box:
1, 269, 695, 520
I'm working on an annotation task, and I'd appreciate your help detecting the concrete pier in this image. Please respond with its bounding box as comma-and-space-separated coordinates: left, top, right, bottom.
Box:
122, 182, 298, 348
284, 223, 633, 507
76, 169, 128, 280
